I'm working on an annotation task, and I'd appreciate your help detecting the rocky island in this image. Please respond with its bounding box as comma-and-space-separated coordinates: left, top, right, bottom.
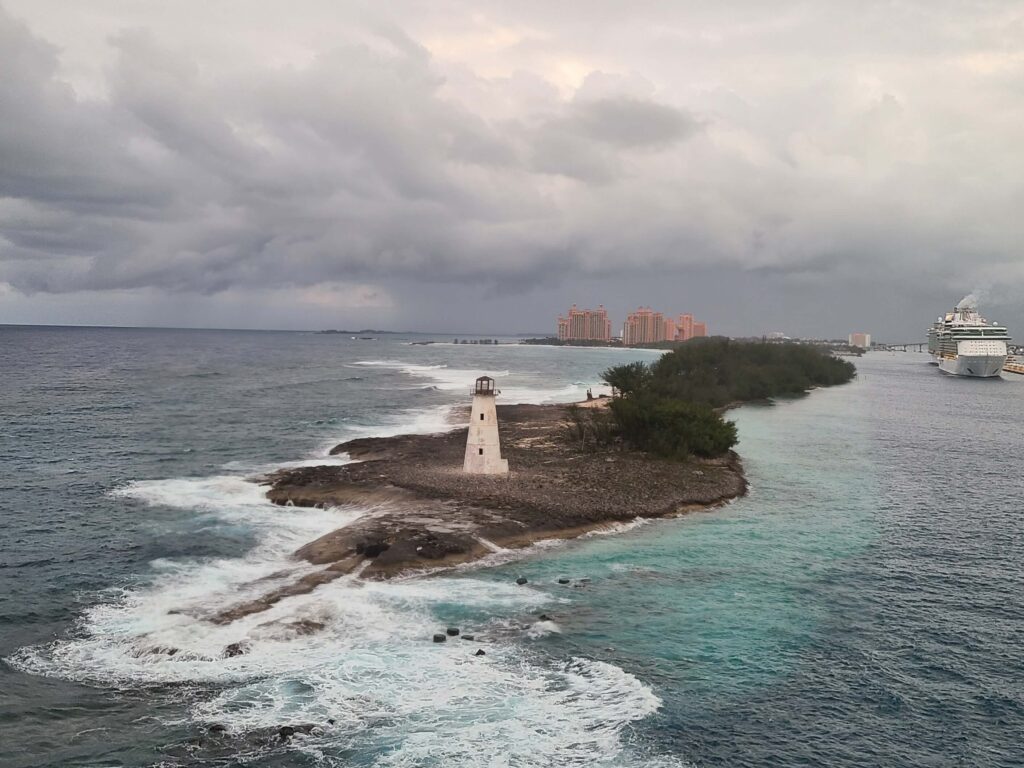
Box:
211, 401, 745, 623
211, 341, 855, 624
273, 402, 745, 570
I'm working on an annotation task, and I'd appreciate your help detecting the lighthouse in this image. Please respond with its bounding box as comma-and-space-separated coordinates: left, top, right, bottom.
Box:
463, 376, 509, 475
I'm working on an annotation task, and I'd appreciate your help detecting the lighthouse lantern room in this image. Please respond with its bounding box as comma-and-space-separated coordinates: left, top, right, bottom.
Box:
463, 376, 509, 475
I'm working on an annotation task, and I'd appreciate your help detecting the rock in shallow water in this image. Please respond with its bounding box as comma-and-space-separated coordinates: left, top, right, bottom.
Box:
277, 724, 315, 741
433, 633, 447, 643
516, 577, 528, 585
223, 641, 249, 658
446, 627, 460, 636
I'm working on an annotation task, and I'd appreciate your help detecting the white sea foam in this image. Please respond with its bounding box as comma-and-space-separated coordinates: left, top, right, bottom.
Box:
217, 402, 455, 476
7, 353, 674, 766
352, 359, 609, 404
342, 403, 455, 439
110, 475, 357, 542
10, 466, 666, 765
8, 541, 665, 765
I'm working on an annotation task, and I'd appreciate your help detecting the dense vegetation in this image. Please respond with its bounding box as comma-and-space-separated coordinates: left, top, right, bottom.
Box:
520, 337, 621, 347
575, 340, 856, 459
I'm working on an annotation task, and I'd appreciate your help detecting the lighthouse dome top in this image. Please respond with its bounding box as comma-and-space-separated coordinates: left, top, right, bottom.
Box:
474, 375, 498, 395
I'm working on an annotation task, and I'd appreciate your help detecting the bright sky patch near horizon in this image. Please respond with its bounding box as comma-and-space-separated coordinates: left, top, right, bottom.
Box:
1, 1, 1022, 337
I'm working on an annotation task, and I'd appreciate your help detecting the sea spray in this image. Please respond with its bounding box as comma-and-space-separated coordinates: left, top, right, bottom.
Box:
352, 359, 612, 404
6, 341, 676, 766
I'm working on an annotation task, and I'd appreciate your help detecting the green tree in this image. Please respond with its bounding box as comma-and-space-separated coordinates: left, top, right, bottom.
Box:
594, 340, 854, 459
601, 361, 651, 397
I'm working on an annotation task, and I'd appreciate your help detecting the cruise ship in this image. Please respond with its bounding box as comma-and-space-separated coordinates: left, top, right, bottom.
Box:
927, 301, 1010, 377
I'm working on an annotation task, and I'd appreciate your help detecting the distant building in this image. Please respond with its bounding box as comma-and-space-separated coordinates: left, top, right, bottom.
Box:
623, 307, 665, 345
671, 314, 708, 341
556, 303, 708, 345
848, 332, 872, 348
556, 304, 611, 341
677, 313, 694, 341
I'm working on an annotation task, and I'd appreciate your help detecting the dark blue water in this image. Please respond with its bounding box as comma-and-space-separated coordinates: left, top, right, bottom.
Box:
2, 327, 1022, 767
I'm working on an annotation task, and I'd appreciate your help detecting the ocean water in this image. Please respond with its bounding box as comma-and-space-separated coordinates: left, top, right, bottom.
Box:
1, 327, 1022, 767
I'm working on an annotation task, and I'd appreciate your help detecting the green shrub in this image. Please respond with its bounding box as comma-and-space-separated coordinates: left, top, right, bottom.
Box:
565, 403, 616, 450
610, 395, 737, 458
599, 340, 855, 459
601, 360, 651, 396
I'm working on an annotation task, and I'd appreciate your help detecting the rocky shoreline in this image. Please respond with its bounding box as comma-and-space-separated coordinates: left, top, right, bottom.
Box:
212, 402, 746, 623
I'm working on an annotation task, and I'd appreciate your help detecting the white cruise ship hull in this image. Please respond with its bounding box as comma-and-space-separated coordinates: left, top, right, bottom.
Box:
937, 355, 1006, 378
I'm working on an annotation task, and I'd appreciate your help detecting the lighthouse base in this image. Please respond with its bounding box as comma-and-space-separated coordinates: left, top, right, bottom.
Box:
463, 393, 509, 475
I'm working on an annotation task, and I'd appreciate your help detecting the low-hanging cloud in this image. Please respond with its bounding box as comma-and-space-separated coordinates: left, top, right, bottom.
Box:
1, 0, 1023, 323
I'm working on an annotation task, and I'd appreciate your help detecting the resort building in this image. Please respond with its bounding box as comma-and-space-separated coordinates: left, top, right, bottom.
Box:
848, 332, 872, 348
673, 314, 708, 341
663, 317, 677, 343
622, 307, 666, 345
677, 313, 694, 341
555, 303, 710, 345
556, 304, 612, 341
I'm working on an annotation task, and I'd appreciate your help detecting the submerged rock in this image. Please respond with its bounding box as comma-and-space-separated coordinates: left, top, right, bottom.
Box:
277, 724, 315, 741
516, 577, 528, 585
223, 642, 249, 658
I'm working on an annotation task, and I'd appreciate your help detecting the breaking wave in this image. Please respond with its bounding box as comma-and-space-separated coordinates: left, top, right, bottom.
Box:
10, 470, 665, 764
7, 353, 670, 766
352, 360, 610, 404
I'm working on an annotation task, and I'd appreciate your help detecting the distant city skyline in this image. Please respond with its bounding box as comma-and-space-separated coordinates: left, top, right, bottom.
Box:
556, 303, 709, 344
621, 307, 708, 345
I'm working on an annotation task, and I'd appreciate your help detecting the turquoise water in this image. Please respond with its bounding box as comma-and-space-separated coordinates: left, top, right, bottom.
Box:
2, 329, 1022, 767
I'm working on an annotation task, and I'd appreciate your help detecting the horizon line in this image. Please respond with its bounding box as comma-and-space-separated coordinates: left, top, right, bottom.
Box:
0, 322, 549, 336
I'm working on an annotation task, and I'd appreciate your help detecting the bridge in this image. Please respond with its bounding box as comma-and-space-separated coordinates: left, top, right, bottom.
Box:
873, 342, 927, 352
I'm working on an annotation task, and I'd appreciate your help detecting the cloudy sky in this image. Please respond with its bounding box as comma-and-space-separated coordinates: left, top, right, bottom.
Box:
1, 1, 1022, 338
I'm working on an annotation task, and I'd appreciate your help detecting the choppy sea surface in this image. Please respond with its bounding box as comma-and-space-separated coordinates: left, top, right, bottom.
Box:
1, 326, 1022, 768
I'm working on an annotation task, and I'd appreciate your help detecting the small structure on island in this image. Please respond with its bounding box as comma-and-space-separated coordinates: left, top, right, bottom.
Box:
463, 376, 509, 475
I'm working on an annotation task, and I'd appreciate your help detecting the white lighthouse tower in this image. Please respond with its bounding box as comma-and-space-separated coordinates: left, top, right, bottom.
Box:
463, 376, 509, 475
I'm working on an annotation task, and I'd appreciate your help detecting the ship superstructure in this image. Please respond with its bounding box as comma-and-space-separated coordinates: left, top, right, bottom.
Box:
927, 302, 1010, 377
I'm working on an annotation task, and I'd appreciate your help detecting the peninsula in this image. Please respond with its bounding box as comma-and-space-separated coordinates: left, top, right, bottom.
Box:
211, 401, 744, 623
213, 341, 854, 624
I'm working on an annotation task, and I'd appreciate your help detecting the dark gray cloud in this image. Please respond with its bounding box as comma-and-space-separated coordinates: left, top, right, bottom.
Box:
1, 1, 1023, 338
567, 97, 699, 148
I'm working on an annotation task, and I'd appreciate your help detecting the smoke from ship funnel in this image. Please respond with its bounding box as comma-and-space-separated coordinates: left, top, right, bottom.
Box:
956, 292, 980, 310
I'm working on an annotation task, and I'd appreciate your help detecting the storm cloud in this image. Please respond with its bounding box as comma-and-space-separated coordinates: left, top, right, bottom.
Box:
1, 1, 1023, 335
